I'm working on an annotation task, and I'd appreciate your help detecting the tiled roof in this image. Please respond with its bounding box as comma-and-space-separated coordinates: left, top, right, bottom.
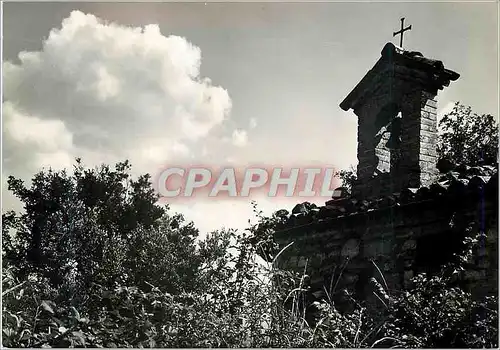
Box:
389, 43, 460, 82
274, 164, 498, 239
340, 43, 460, 112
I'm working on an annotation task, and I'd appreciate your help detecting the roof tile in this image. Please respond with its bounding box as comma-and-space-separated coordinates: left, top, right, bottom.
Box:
276, 165, 497, 231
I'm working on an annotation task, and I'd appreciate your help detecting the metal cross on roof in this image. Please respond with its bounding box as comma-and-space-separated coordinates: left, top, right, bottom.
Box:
393, 17, 412, 48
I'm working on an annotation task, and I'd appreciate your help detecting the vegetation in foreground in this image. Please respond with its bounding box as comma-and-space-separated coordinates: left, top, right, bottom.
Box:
2, 103, 498, 348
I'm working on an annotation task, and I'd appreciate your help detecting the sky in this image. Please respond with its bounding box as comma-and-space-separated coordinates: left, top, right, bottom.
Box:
2, 1, 498, 235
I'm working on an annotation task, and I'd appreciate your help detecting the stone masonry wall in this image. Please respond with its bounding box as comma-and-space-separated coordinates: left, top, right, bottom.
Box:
353, 75, 440, 199
399, 90, 439, 188
275, 190, 498, 308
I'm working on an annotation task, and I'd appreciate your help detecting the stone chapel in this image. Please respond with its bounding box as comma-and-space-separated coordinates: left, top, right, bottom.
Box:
262, 42, 498, 308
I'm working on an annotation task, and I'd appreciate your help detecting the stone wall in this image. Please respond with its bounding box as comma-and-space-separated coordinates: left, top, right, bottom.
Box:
343, 43, 459, 200
273, 167, 498, 308
398, 90, 439, 187
353, 86, 440, 199
274, 43, 493, 313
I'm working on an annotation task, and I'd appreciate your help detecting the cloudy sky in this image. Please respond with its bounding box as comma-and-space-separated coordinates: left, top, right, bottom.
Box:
2, 1, 498, 235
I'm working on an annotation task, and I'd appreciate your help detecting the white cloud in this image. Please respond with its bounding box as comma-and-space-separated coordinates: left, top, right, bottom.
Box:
3, 11, 232, 179
2, 11, 237, 223
3, 10, 234, 174
2, 10, 351, 236
3, 102, 73, 153
3, 101, 75, 173
231, 129, 248, 147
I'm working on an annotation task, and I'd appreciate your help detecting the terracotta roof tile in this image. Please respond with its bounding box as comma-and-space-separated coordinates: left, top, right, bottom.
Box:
276, 164, 498, 234
340, 43, 460, 112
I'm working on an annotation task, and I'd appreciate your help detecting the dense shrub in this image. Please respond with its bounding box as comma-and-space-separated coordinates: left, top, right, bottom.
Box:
2, 159, 498, 348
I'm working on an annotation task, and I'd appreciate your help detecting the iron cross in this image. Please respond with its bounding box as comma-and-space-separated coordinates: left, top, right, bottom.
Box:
393, 17, 412, 47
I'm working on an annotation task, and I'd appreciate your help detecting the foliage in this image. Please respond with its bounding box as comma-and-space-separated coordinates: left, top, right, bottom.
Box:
2, 160, 236, 346
382, 232, 498, 348
438, 102, 498, 166
383, 274, 498, 348
334, 166, 357, 193
2, 159, 498, 348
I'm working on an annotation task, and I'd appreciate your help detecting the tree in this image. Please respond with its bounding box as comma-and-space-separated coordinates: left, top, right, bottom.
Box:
437, 102, 498, 166
2, 160, 231, 305
1, 159, 248, 347
1, 160, 312, 347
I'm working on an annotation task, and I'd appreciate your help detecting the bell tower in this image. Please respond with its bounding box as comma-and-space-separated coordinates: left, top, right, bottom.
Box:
340, 42, 460, 198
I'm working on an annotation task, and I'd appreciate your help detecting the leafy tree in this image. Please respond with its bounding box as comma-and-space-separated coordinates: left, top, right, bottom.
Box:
1, 164, 369, 348
2, 160, 229, 309
2, 160, 311, 347
438, 102, 498, 166
4, 160, 161, 287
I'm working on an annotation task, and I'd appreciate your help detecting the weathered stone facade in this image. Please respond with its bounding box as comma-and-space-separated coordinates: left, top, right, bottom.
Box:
273, 168, 498, 305
269, 43, 498, 310
340, 43, 459, 199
